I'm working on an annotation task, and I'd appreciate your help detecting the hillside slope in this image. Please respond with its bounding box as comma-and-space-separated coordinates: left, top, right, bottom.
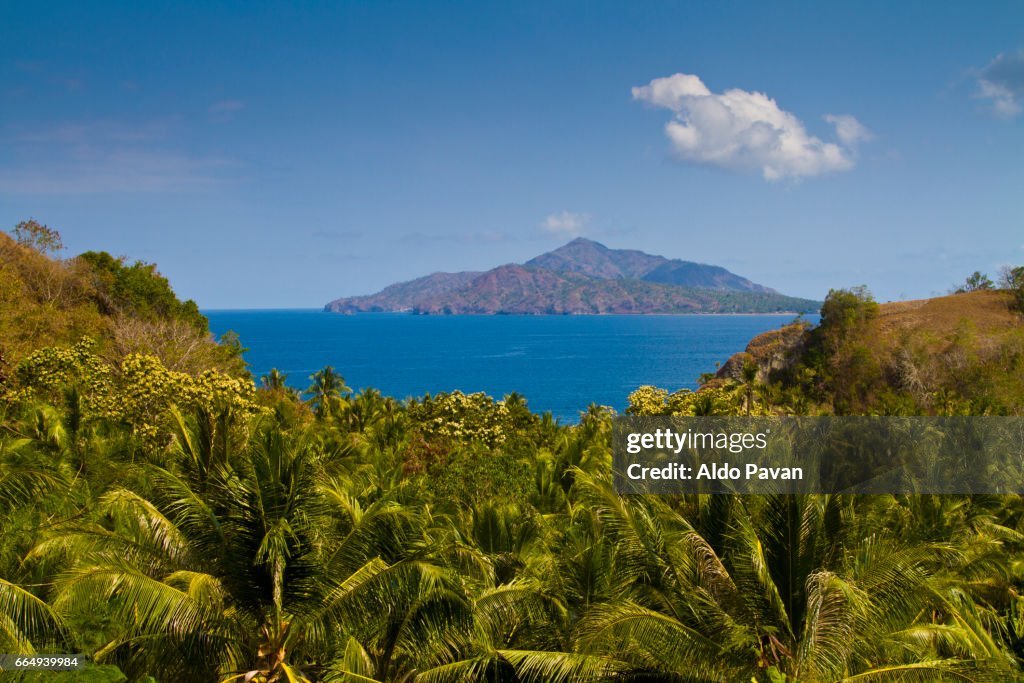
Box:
328, 271, 482, 312
713, 289, 1024, 414
0, 227, 243, 376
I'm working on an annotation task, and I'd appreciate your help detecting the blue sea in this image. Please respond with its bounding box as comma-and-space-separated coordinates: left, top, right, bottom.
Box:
205, 311, 814, 422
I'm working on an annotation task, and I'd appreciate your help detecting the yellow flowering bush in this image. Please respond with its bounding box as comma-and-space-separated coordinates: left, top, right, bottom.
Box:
625, 385, 671, 415
407, 390, 512, 447
9, 337, 261, 442
627, 384, 761, 416
14, 337, 111, 392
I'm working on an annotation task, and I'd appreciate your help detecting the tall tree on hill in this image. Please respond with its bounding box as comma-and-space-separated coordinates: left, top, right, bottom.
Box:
12, 219, 63, 255
1000, 265, 1024, 312
956, 271, 994, 293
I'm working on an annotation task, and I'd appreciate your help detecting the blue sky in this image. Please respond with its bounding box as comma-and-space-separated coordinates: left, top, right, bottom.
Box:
2, 1, 1022, 308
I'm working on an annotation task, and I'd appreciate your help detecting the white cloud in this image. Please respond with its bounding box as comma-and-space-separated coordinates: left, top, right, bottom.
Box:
542, 211, 590, 236
632, 73, 870, 181
824, 114, 874, 146
977, 80, 1021, 117
974, 51, 1024, 118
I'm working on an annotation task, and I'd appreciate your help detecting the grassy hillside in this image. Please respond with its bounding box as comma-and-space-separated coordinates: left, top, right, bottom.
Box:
703, 288, 1024, 415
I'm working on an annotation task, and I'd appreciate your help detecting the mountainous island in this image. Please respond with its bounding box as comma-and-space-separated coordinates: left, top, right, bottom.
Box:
325, 238, 821, 314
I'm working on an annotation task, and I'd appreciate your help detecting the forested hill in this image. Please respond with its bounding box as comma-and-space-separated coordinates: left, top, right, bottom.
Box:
325, 237, 821, 314
0, 220, 244, 376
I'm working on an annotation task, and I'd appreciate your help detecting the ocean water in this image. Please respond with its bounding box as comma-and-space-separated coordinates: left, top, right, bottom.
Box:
205, 311, 814, 422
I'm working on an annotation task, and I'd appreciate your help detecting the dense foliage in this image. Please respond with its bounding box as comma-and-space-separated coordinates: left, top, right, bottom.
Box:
75, 250, 207, 332
3, 341, 1024, 682
3, 237, 1024, 682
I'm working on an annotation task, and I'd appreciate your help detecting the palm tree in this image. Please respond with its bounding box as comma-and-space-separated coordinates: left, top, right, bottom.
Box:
0, 513, 68, 655
555, 473, 1015, 680
0, 408, 78, 655
33, 420, 463, 682
260, 368, 288, 392
691, 391, 718, 416
339, 387, 384, 433
305, 366, 352, 420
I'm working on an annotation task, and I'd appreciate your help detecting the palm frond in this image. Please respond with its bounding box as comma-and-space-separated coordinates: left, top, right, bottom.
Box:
0, 578, 68, 653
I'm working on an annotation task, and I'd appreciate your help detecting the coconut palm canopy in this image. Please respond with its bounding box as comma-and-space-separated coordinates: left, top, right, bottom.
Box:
3, 347, 1024, 682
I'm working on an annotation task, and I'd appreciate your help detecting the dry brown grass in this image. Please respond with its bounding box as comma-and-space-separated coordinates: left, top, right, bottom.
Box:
875, 290, 1019, 347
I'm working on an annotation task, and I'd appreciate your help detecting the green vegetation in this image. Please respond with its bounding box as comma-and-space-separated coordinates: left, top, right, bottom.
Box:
3, 227, 1024, 681
956, 271, 995, 293
5, 351, 1024, 682
75, 250, 207, 331
800, 285, 1024, 415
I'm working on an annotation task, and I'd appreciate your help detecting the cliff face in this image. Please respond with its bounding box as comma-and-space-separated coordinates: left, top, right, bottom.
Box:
715, 322, 810, 383
325, 238, 819, 315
